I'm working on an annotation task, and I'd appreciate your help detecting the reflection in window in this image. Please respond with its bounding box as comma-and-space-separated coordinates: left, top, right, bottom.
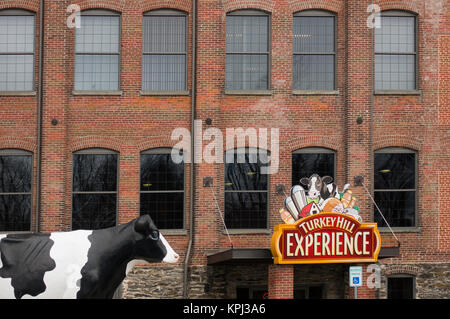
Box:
293, 11, 336, 90
0, 10, 35, 91
225, 148, 269, 229
74, 11, 120, 91
374, 11, 417, 90
374, 149, 416, 227
292, 148, 335, 185
0, 150, 32, 231
226, 10, 270, 90
140, 149, 184, 229
72, 150, 118, 230
142, 10, 187, 91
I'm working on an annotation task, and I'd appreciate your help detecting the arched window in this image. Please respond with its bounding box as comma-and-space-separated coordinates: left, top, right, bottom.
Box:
224, 147, 269, 229
374, 147, 417, 227
293, 10, 336, 91
142, 10, 187, 92
292, 147, 336, 185
387, 275, 415, 299
140, 148, 185, 229
0, 149, 33, 231
74, 9, 120, 92
0, 9, 35, 92
72, 148, 118, 230
374, 10, 417, 91
226, 10, 270, 92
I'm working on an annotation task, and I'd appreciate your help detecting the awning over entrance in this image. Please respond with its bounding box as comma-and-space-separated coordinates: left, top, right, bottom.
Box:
207, 247, 400, 265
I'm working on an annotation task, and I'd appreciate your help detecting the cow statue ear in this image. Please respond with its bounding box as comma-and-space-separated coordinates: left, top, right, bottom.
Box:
134, 215, 151, 237
322, 176, 333, 184
299, 177, 309, 186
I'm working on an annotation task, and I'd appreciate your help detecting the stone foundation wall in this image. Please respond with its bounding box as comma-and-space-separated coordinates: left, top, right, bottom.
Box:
121, 263, 450, 299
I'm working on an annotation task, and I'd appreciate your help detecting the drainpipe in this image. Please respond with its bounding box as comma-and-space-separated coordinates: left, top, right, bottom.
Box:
35, 0, 44, 233
183, 0, 197, 299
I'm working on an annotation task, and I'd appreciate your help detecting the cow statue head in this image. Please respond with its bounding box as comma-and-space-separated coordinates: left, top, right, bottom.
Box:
133, 215, 179, 264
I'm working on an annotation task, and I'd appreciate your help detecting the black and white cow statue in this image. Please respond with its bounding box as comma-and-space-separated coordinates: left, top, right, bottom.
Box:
0, 215, 179, 299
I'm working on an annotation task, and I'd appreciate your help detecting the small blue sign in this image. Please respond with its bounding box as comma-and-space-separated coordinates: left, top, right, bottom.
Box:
349, 266, 363, 287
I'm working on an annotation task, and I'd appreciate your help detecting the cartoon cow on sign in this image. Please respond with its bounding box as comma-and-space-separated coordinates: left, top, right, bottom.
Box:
0, 215, 179, 299
300, 174, 349, 207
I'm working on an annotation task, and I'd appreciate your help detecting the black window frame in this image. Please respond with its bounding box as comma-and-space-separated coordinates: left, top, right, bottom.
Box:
139, 148, 185, 230
292, 10, 337, 92
224, 147, 270, 231
141, 9, 188, 94
374, 10, 418, 92
0, 148, 33, 232
387, 275, 416, 299
0, 9, 36, 93
374, 147, 417, 228
71, 148, 119, 230
294, 284, 325, 299
225, 9, 271, 93
73, 9, 121, 93
292, 147, 336, 185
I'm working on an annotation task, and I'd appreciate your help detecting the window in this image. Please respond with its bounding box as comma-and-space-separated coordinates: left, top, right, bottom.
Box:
374, 148, 416, 227
72, 149, 118, 230
387, 276, 415, 299
292, 148, 335, 185
142, 10, 187, 92
294, 285, 324, 299
0, 149, 32, 231
293, 10, 336, 91
225, 148, 269, 229
140, 149, 184, 229
236, 286, 267, 299
226, 10, 270, 91
374, 11, 417, 91
0, 9, 35, 92
74, 10, 120, 91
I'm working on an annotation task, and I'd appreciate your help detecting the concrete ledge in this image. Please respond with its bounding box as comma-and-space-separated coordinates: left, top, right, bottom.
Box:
72, 90, 123, 96
374, 90, 422, 96
0, 91, 36, 96
292, 90, 339, 95
140, 90, 190, 96
224, 90, 272, 96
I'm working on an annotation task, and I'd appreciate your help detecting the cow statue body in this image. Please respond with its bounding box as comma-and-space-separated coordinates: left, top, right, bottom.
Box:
0, 215, 179, 299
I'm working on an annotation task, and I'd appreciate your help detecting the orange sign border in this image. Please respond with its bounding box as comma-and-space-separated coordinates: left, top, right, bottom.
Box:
271, 212, 381, 264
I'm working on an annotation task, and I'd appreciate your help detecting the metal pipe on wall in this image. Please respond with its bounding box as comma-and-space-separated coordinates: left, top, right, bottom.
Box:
35, 0, 44, 233
183, 0, 197, 299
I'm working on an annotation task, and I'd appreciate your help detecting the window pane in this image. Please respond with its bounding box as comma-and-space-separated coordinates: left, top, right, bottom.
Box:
374, 54, 415, 90
73, 153, 117, 192
75, 15, 120, 53
140, 153, 184, 191
140, 192, 183, 229
374, 191, 415, 227
142, 54, 186, 91
0, 15, 35, 53
226, 15, 268, 53
226, 54, 268, 90
0, 54, 34, 91
375, 16, 415, 53
0, 155, 32, 193
143, 16, 186, 53
388, 277, 414, 299
74, 54, 119, 91
292, 152, 335, 185
293, 54, 334, 90
374, 153, 415, 189
224, 192, 267, 229
72, 193, 116, 230
293, 16, 334, 53
0, 194, 31, 231
225, 150, 268, 191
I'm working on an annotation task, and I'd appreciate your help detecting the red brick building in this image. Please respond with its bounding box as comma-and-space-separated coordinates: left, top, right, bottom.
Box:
0, 0, 449, 299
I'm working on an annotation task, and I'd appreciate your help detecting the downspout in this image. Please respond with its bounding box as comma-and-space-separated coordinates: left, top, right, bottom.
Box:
35, 0, 44, 233
183, 0, 197, 299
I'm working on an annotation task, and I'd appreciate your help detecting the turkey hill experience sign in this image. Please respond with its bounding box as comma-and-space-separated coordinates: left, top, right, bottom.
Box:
271, 213, 381, 264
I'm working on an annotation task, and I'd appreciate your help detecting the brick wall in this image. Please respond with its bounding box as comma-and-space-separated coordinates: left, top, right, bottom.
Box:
0, 0, 448, 299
